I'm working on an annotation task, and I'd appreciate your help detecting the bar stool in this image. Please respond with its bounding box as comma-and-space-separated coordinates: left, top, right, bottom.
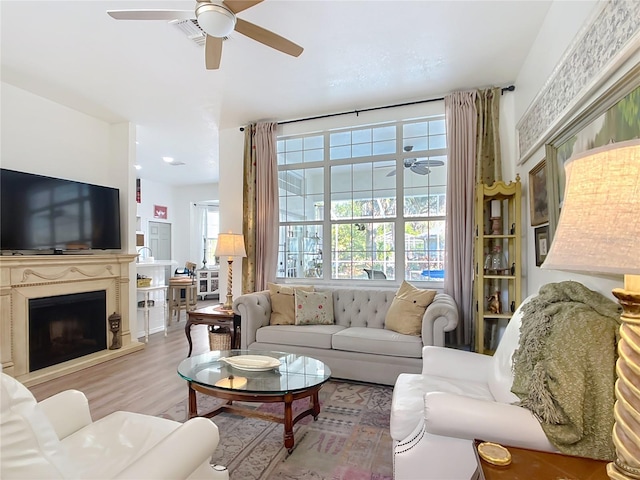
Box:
168, 277, 197, 324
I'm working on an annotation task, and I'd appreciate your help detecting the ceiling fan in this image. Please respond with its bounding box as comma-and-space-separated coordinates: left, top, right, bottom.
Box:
107, 0, 304, 70
385, 146, 445, 177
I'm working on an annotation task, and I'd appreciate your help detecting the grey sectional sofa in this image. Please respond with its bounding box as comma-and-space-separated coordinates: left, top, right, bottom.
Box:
233, 287, 459, 385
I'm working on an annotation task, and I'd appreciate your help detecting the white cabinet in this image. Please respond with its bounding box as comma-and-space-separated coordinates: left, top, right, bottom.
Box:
196, 268, 219, 300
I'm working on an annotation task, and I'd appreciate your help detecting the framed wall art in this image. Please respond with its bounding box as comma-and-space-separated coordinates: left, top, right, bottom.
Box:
528, 159, 548, 226
534, 225, 549, 267
153, 205, 167, 219
545, 68, 640, 242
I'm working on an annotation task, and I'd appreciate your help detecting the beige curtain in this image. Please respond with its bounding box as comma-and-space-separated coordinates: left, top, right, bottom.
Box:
241, 122, 279, 293
476, 88, 502, 185
444, 91, 477, 346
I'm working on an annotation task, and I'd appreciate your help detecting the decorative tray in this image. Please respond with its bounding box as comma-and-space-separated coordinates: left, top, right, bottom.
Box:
219, 355, 281, 371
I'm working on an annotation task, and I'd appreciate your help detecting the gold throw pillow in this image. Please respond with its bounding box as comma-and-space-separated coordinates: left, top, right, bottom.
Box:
268, 283, 314, 325
385, 281, 437, 336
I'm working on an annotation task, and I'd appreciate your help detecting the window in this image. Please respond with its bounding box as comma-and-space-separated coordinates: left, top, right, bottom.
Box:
277, 114, 447, 283
195, 204, 219, 267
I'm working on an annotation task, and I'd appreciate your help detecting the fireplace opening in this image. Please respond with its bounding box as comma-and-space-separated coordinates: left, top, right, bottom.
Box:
29, 290, 107, 372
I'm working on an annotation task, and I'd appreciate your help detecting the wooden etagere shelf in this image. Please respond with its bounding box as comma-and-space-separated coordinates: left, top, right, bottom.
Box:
474, 176, 522, 354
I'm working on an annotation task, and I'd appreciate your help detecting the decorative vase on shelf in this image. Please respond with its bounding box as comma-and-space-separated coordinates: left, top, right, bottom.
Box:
491, 245, 507, 273
484, 250, 493, 271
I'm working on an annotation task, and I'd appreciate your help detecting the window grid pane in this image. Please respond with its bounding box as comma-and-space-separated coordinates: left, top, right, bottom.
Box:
278, 225, 323, 278
331, 222, 395, 280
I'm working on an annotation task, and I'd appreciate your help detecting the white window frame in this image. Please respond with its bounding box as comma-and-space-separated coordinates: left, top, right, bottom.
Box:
276, 104, 447, 286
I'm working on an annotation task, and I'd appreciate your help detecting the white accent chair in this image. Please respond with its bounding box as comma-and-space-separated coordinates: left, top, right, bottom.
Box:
390, 295, 557, 479
1, 372, 223, 479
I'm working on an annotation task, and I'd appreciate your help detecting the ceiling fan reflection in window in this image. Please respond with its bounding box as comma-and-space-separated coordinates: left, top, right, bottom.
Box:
384, 146, 445, 177
107, 0, 303, 70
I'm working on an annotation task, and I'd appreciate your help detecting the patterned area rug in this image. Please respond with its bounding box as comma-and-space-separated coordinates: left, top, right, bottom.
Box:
159, 381, 393, 480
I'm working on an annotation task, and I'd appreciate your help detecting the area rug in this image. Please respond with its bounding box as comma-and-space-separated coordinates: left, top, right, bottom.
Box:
159, 381, 393, 480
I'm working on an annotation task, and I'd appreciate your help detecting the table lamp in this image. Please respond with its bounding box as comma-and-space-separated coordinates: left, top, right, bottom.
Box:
214, 232, 247, 311
541, 139, 640, 480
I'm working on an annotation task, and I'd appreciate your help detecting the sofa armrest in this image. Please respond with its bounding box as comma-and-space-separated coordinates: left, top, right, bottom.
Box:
38, 389, 93, 440
424, 392, 556, 452
421, 346, 493, 382
233, 290, 271, 348
421, 293, 458, 347
115, 417, 220, 480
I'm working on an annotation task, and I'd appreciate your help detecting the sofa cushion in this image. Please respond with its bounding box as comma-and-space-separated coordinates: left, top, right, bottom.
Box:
268, 283, 314, 325
1, 373, 75, 479
332, 327, 422, 358
60, 411, 179, 479
385, 281, 436, 335
256, 324, 346, 349
294, 290, 334, 325
390, 373, 494, 442
487, 295, 535, 404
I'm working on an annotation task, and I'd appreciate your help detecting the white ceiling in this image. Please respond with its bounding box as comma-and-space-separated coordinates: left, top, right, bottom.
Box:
1, 0, 553, 186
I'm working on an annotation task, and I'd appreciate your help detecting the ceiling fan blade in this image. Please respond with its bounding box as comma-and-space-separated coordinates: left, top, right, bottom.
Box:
107, 10, 194, 21
235, 18, 303, 57
386, 169, 397, 177
410, 164, 431, 175
205, 35, 223, 70
413, 159, 445, 167
223, 0, 264, 14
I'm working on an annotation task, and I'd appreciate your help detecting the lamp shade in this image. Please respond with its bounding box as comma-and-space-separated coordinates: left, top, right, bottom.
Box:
196, 3, 236, 38
541, 139, 640, 275
214, 233, 247, 258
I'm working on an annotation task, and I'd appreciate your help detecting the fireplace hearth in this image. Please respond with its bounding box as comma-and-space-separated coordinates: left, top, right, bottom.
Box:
29, 290, 108, 372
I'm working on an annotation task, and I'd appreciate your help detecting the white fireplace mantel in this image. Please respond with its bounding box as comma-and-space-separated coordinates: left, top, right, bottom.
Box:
0, 254, 144, 386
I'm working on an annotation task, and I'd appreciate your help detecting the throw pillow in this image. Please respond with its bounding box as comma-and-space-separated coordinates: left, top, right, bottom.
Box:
294, 290, 334, 325
268, 283, 314, 325
385, 281, 437, 336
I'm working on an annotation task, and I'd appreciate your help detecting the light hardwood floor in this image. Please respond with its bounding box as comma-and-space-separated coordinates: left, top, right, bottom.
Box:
29, 308, 215, 421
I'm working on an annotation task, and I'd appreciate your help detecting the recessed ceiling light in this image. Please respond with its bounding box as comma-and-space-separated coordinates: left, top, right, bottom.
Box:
162, 156, 174, 163
134, 164, 142, 170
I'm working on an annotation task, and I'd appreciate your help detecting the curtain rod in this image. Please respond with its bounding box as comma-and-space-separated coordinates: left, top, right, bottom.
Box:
273, 85, 515, 127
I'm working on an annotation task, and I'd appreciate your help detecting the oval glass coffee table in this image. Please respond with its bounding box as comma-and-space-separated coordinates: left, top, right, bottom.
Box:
177, 350, 331, 452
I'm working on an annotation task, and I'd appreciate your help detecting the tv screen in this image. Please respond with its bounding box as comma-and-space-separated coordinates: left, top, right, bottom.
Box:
0, 169, 121, 252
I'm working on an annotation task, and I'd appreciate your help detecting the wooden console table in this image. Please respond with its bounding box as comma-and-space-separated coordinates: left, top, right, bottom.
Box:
185, 305, 240, 356
473, 440, 609, 479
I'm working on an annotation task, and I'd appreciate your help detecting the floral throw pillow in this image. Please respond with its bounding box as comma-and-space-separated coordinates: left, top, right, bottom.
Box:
268, 283, 314, 325
294, 290, 334, 325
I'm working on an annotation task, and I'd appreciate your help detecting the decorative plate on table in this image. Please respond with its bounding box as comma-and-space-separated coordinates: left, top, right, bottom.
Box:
219, 355, 281, 371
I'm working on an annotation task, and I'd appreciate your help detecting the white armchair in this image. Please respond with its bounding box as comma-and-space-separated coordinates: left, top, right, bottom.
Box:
1, 372, 224, 480
390, 295, 557, 479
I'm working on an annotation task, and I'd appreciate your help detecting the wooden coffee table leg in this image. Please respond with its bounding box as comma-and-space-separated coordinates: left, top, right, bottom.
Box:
312, 390, 321, 420
283, 392, 294, 452
185, 318, 195, 357
188, 383, 197, 418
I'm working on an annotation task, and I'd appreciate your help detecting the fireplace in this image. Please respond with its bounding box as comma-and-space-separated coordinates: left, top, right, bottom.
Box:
29, 290, 108, 372
1, 253, 143, 386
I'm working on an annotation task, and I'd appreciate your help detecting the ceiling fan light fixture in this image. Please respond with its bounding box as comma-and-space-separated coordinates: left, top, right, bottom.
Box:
196, 3, 236, 38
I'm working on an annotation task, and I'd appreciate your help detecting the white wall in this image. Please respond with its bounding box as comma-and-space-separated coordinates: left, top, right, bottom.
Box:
218, 127, 245, 300
511, 0, 639, 300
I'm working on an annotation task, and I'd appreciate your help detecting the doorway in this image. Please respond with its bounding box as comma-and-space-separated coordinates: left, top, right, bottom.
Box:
149, 221, 172, 284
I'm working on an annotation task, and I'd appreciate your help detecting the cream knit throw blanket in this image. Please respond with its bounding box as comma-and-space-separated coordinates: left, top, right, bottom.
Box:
511, 281, 621, 461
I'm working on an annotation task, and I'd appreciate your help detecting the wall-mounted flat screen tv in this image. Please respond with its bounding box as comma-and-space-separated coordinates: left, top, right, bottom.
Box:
0, 168, 121, 252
